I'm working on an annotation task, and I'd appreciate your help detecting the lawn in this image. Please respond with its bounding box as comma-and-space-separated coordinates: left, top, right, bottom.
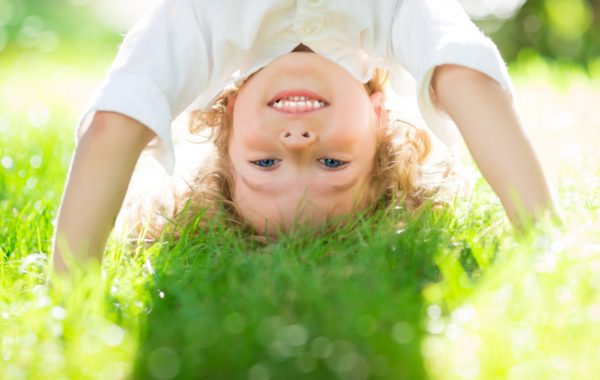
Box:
1, 48, 599, 379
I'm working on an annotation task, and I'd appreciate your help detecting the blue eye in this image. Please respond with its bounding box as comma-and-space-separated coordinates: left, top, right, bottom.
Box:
319, 158, 347, 169
252, 159, 279, 168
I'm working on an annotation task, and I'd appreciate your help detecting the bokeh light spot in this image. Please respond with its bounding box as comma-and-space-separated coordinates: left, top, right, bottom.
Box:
26, 177, 38, 189
30, 155, 42, 169
545, 0, 592, 40
223, 312, 246, 335
50, 306, 67, 321
147, 346, 180, 380
38, 30, 60, 53
101, 324, 125, 347
28, 102, 50, 127
427, 304, 442, 320
248, 364, 271, 380
1, 156, 14, 169
309, 336, 332, 358
17, 15, 44, 49
392, 321, 415, 344
279, 324, 309, 347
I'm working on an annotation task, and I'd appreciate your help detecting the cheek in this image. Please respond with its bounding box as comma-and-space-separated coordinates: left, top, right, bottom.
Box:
232, 86, 265, 127
232, 102, 255, 129
229, 102, 268, 158
334, 93, 377, 132
233, 77, 267, 121
327, 113, 378, 154
229, 123, 274, 163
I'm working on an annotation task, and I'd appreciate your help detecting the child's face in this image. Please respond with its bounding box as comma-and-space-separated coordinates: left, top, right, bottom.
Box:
228, 52, 383, 236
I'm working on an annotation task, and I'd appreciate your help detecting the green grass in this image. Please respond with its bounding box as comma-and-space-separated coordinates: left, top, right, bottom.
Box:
1, 52, 599, 379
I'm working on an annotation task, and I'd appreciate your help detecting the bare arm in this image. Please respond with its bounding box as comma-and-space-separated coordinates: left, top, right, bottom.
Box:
52, 112, 155, 273
431, 64, 556, 225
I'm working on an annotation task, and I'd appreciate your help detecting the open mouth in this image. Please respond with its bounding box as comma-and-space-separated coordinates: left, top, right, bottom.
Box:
268, 91, 330, 114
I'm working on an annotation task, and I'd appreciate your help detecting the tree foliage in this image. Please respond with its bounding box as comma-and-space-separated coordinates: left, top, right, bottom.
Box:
478, 0, 599, 66
1, 0, 599, 66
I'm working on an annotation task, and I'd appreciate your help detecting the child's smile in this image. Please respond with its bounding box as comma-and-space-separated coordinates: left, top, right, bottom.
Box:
227, 52, 384, 236
269, 91, 329, 114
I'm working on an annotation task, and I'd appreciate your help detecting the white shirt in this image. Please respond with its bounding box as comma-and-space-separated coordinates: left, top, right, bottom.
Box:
79, 0, 514, 174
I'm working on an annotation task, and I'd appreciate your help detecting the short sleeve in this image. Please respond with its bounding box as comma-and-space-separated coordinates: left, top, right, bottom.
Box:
391, 0, 514, 145
77, 0, 210, 174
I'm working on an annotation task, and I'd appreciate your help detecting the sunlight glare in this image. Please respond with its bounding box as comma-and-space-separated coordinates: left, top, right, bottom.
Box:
91, 0, 159, 31
460, 0, 526, 19
27, 102, 50, 127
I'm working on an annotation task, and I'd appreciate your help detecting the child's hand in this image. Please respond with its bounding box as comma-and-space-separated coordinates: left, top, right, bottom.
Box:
52, 112, 155, 273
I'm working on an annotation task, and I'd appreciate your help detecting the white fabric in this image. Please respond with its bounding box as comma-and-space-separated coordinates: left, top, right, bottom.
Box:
78, 0, 514, 174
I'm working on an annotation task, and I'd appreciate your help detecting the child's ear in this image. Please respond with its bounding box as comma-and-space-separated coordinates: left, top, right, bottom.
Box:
226, 93, 237, 114
369, 91, 385, 116
369, 91, 386, 124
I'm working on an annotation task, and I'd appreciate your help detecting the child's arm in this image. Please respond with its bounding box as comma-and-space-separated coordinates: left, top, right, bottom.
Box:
431, 64, 556, 224
52, 112, 154, 273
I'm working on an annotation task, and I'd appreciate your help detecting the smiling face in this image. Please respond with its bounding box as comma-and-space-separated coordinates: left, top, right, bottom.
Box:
228, 52, 383, 236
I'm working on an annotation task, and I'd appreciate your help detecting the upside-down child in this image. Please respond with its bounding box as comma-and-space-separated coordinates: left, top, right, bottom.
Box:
52, 0, 555, 272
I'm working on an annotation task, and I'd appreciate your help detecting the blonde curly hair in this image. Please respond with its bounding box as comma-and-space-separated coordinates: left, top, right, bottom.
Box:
128, 68, 456, 241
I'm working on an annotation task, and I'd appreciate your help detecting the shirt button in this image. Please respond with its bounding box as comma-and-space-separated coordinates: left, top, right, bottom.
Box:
301, 23, 317, 35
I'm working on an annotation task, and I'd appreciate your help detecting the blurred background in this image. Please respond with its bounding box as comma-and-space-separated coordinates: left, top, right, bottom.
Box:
0, 0, 598, 68
1, 3, 599, 379
0, 0, 599, 192
0, 0, 600, 68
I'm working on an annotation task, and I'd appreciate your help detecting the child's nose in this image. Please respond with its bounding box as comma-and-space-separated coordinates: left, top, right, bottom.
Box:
279, 129, 316, 150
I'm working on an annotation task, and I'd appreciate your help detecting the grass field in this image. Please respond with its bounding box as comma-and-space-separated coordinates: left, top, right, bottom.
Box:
1, 49, 599, 380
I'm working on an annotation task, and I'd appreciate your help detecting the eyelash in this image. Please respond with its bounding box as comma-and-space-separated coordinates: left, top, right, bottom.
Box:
318, 158, 348, 169
250, 158, 348, 169
252, 159, 280, 168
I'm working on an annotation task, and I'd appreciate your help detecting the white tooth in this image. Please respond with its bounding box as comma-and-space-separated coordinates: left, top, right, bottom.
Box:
294, 96, 301, 101
274, 101, 283, 109
289, 101, 298, 112
319, 101, 325, 107
298, 101, 307, 112
312, 101, 321, 108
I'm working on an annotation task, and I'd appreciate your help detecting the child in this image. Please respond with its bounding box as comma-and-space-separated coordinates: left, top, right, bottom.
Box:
52, 0, 555, 271
121, 65, 456, 242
